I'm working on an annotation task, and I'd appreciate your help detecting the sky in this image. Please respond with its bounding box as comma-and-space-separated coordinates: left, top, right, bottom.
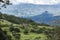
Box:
0, 0, 60, 17
10, 0, 60, 5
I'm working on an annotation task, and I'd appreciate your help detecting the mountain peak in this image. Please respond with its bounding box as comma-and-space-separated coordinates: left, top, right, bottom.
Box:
40, 11, 53, 17
30, 11, 54, 24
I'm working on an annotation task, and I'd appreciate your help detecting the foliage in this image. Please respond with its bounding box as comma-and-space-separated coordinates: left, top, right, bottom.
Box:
0, 12, 58, 40
0, 28, 12, 40
24, 28, 29, 35
0, 13, 37, 25
0, 0, 11, 8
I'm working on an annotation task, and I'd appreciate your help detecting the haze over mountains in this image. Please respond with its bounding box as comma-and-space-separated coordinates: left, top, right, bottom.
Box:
1, 3, 60, 17
30, 11, 60, 24
30, 11, 53, 24
0, 3, 60, 24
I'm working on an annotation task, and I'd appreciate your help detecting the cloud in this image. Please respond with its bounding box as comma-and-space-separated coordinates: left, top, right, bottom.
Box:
10, 0, 60, 5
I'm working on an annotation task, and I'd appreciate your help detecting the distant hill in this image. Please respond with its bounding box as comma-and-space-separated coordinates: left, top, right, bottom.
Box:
30, 11, 54, 24
30, 11, 60, 25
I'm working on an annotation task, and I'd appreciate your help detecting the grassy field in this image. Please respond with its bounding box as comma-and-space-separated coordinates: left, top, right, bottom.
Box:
21, 33, 47, 40
0, 20, 54, 40
2, 27, 47, 40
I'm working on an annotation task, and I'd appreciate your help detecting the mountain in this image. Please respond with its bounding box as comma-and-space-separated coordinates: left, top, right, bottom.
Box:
1, 3, 60, 17
30, 11, 54, 24
30, 11, 60, 25
1, 3, 60, 25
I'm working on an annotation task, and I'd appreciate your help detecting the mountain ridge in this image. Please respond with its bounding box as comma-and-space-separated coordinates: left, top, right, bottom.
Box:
30, 11, 60, 25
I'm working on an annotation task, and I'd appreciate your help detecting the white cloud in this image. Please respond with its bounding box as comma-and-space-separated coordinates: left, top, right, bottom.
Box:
10, 0, 60, 5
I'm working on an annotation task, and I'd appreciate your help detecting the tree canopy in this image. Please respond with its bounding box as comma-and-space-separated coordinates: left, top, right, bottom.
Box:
0, 0, 11, 8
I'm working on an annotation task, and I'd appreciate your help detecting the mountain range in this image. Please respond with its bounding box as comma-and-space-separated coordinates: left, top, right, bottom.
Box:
1, 3, 60, 25
30, 11, 60, 25
1, 3, 60, 17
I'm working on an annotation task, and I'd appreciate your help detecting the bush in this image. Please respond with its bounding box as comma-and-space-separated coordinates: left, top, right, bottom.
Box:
14, 28, 20, 33
3, 31, 7, 35
37, 29, 43, 34
7, 35, 12, 40
13, 34, 21, 40
9, 27, 14, 32
30, 29, 36, 33
24, 29, 29, 35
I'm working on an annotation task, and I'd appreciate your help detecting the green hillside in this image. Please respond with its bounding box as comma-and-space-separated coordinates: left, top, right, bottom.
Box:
0, 13, 60, 40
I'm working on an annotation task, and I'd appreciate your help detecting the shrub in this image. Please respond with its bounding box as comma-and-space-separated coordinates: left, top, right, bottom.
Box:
14, 28, 20, 33
9, 27, 14, 32
24, 29, 29, 35
30, 29, 36, 33
13, 34, 21, 40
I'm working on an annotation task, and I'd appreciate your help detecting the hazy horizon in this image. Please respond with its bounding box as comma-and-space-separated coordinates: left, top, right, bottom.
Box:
10, 0, 60, 5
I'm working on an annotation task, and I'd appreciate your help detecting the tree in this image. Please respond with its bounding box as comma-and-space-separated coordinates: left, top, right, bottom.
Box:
0, 0, 12, 8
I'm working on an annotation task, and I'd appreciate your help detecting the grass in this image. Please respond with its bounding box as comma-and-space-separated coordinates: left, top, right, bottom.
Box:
2, 26, 47, 40
21, 33, 47, 40
38, 26, 54, 29
0, 20, 54, 40
0, 20, 12, 25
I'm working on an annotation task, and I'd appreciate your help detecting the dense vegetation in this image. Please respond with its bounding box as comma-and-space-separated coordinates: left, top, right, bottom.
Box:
0, 12, 36, 24
0, 13, 60, 40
